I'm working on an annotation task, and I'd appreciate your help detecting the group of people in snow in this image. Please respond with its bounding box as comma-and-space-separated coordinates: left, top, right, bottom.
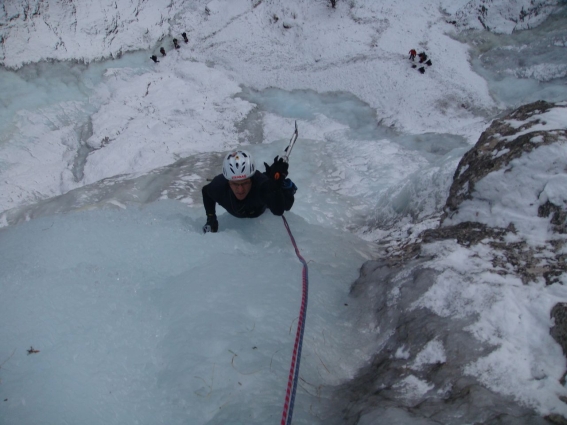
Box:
408, 49, 432, 74
150, 32, 189, 63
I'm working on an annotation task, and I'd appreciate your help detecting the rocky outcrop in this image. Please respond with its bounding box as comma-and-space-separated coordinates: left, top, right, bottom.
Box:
0, 0, 177, 68
341, 101, 567, 424
441, 100, 567, 286
449, 0, 560, 34
442, 100, 567, 223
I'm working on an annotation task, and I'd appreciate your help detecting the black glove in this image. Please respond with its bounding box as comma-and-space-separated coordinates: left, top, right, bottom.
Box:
202, 214, 218, 233
264, 156, 289, 184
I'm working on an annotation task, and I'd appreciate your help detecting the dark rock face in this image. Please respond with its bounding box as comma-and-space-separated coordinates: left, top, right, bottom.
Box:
339, 101, 567, 424
551, 303, 567, 358
540, 201, 567, 234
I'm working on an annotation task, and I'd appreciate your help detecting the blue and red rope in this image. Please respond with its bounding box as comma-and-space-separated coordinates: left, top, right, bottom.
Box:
280, 215, 309, 425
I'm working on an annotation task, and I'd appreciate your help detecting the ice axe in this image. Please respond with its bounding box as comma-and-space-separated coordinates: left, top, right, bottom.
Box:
274, 121, 298, 181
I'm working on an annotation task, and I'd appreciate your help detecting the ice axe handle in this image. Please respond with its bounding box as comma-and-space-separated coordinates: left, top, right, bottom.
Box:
273, 121, 297, 180
282, 121, 298, 164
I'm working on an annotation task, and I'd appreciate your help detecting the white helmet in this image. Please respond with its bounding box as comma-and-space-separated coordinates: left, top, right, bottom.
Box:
222, 150, 256, 181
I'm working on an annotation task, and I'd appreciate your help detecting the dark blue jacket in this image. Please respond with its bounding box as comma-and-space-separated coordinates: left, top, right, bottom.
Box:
202, 171, 295, 218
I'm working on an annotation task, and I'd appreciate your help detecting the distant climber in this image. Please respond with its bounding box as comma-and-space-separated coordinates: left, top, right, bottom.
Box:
182, 32, 189, 43
150, 55, 159, 63
409, 49, 417, 61
173, 38, 180, 49
160, 47, 166, 56
418, 52, 428, 63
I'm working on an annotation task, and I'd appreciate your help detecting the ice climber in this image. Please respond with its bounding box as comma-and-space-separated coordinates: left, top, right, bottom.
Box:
201, 150, 297, 233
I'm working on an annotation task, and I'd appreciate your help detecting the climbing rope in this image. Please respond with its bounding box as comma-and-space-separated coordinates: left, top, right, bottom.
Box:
280, 214, 309, 425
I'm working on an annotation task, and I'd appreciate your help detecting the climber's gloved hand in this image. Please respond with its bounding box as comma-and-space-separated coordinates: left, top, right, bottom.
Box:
202, 214, 218, 233
264, 156, 289, 185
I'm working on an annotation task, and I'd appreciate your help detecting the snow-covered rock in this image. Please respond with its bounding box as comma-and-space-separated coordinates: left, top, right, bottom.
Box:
443, 100, 567, 258
0, 0, 179, 68
449, 0, 561, 34
343, 101, 567, 423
